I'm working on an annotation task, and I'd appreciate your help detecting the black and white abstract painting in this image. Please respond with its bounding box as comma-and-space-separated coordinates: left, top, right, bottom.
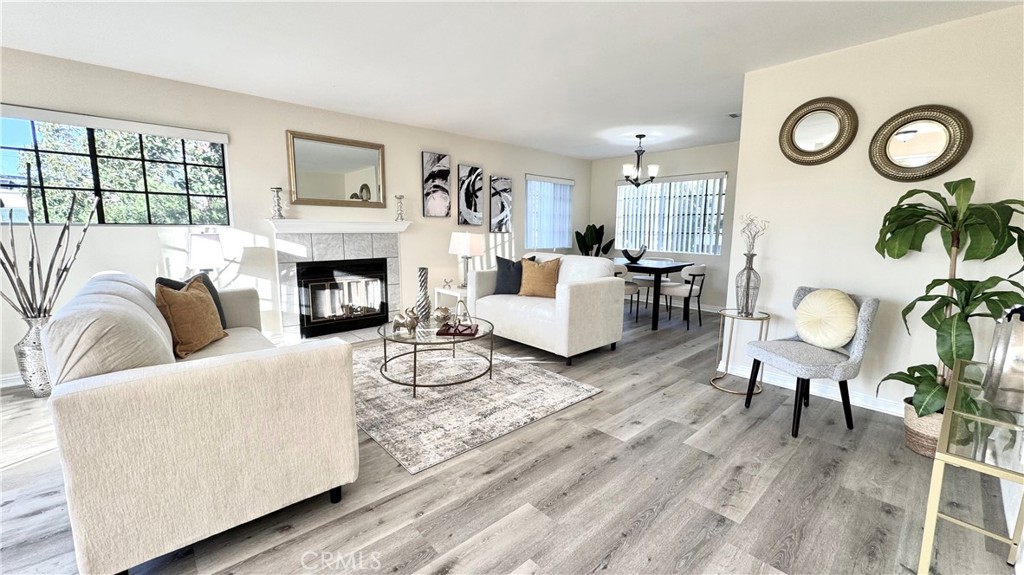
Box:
490, 176, 512, 233
422, 152, 451, 217
457, 164, 483, 225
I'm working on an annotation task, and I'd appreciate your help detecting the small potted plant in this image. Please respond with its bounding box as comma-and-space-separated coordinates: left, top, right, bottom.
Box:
876, 177, 1024, 456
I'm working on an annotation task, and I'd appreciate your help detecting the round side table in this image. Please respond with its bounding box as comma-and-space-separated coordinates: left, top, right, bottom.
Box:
711, 309, 771, 395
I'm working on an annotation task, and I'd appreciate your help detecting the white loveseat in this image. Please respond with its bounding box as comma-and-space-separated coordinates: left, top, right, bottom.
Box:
41, 272, 359, 575
467, 253, 624, 364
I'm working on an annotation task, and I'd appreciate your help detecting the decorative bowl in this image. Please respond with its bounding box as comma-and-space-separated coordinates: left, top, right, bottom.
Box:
622, 246, 647, 264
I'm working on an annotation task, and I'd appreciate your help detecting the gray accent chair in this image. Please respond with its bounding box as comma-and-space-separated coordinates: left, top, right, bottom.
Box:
744, 286, 880, 438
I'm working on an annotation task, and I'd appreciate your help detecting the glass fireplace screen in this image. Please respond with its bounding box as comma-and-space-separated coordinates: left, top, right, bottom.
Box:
307, 278, 383, 322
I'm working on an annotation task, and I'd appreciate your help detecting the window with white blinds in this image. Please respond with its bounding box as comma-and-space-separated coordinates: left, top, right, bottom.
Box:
525, 174, 573, 249
614, 172, 727, 255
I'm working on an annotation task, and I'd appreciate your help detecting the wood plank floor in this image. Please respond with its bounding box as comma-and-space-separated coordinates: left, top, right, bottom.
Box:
1, 307, 1017, 574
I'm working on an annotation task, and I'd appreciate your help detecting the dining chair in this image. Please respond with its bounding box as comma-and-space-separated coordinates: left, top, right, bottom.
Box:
631, 257, 675, 308
660, 264, 706, 330
613, 264, 641, 323
744, 286, 879, 438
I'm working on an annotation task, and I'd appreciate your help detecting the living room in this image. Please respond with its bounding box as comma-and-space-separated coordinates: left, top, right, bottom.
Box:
1, 2, 1022, 574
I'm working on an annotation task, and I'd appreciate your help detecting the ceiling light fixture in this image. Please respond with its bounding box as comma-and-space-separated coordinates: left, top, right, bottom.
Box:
894, 129, 918, 143
622, 134, 659, 187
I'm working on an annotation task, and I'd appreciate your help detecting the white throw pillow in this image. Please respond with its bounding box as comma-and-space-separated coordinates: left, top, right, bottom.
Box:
795, 289, 858, 349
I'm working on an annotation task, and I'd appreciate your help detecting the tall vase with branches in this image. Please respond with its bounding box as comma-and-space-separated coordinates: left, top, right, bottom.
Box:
1, 165, 98, 397
736, 214, 769, 316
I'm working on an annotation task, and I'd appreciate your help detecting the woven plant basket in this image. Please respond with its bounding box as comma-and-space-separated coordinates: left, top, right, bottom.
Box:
904, 399, 943, 457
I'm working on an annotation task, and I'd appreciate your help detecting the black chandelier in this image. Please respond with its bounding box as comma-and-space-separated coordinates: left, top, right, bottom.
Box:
622, 134, 659, 187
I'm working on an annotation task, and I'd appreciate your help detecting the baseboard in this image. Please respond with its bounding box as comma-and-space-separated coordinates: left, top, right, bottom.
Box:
1, 372, 23, 389
720, 362, 905, 417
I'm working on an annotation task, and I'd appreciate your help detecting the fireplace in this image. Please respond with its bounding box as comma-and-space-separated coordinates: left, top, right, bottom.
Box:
296, 258, 388, 337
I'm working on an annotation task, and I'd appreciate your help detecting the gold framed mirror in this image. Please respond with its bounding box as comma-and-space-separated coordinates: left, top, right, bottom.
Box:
779, 97, 858, 165
868, 105, 972, 182
287, 130, 386, 208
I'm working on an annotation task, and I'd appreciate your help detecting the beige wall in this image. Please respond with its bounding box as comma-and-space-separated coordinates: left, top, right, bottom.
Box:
0, 48, 591, 374
590, 142, 740, 307
727, 7, 1023, 413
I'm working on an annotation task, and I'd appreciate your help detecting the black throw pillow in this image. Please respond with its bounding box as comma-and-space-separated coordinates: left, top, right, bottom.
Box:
494, 256, 536, 295
155, 272, 227, 329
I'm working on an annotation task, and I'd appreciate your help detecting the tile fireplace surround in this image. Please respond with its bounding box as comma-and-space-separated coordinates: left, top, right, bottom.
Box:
270, 220, 412, 336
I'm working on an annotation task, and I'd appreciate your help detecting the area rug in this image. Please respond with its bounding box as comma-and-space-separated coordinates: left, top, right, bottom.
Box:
351, 342, 600, 474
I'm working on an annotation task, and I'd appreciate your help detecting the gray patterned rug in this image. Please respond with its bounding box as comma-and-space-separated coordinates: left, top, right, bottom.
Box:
351, 342, 600, 474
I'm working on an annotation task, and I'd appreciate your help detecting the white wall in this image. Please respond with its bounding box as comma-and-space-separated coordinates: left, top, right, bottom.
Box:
590, 142, 739, 307
726, 7, 1023, 413
0, 48, 591, 374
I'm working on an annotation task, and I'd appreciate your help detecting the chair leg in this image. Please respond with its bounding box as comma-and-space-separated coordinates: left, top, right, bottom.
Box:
839, 380, 854, 429
697, 295, 702, 327
644, 287, 650, 309
803, 380, 810, 407
329, 486, 342, 504
745, 359, 761, 408
634, 294, 640, 323
684, 297, 691, 330
667, 295, 672, 320
792, 378, 805, 438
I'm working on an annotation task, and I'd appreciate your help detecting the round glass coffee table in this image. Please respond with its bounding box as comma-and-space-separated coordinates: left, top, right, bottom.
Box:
377, 317, 494, 398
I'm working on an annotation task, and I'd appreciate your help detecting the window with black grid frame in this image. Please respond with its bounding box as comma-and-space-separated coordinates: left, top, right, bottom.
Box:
1, 107, 229, 226
614, 172, 727, 255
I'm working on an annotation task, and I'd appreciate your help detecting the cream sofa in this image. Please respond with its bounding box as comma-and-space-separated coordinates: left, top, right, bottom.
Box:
468, 252, 624, 364
41, 272, 359, 575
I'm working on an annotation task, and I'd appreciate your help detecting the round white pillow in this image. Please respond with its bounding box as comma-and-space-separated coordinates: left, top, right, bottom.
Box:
795, 289, 858, 349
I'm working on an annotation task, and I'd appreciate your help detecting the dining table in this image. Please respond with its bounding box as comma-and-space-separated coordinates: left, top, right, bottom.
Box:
612, 257, 693, 330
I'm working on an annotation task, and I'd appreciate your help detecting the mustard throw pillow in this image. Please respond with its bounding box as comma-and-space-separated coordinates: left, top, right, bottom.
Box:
519, 257, 561, 298
155, 277, 228, 358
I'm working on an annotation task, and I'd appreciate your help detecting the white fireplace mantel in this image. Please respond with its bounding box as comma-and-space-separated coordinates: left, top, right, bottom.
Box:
268, 220, 412, 234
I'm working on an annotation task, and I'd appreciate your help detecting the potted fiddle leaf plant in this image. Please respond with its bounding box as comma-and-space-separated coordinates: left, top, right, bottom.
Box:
575, 224, 614, 257
875, 177, 1024, 456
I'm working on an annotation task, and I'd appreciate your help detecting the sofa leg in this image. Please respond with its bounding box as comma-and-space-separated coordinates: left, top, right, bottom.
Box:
610, 342, 616, 351
329, 486, 342, 504
566, 356, 573, 366
116, 571, 129, 575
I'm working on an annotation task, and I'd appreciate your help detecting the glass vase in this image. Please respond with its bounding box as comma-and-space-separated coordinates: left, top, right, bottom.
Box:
735, 253, 761, 317
15, 316, 52, 397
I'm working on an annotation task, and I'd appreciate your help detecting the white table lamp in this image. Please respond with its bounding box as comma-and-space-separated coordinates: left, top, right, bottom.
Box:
448, 232, 485, 288
188, 232, 224, 274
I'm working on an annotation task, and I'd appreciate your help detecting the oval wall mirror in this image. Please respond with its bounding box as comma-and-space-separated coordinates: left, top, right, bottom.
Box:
779, 97, 858, 165
869, 105, 971, 182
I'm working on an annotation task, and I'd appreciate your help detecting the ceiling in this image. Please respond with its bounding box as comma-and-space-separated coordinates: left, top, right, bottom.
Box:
0, 2, 1014, 159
